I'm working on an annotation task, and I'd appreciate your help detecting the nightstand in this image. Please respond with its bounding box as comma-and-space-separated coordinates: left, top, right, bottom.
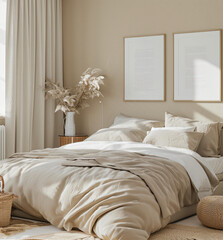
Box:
59, 135, 88, 147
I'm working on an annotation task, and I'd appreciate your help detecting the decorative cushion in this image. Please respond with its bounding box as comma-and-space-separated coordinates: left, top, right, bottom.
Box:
143, 130, 203, 151
197, 196, 223, 230
165, 112, 219, 157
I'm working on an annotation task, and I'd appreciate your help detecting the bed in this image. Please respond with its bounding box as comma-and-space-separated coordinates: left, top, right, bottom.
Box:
0, 113, 222, 240
169, 155, 223, 223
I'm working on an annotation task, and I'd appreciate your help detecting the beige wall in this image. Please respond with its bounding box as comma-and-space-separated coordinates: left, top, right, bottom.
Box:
62, 0, 223, 136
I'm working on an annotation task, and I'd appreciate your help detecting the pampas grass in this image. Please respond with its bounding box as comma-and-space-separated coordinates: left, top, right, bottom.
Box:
45, 68, 104, 114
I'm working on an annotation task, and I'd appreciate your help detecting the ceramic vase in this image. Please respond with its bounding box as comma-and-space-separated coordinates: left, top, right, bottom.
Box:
65, 112, 76, 136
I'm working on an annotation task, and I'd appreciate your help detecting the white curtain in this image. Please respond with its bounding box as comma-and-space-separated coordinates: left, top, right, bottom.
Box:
5, 0, 63, 157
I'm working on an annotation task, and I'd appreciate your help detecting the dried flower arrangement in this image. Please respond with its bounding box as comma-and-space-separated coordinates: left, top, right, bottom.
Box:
45, 68, 104, 114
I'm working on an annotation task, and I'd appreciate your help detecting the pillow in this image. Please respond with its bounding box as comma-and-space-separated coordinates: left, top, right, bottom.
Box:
86, 114, 164, 142
85, 128, 145, 142
150, 126, 196, 133
165, 112, 219, 157
143, 130, 204, 151
111, 114, 164, 131
218, 123, 223, 155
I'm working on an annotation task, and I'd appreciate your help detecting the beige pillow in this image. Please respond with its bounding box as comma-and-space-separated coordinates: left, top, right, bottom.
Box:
111, 114, 164, 132
218, 123, 223, 156
143, 130, 203, 151
165, 112, 219, 157
85, 128, 146, 142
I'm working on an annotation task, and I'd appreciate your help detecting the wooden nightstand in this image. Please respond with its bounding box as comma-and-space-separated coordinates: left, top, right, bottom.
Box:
59, 136, 88, 147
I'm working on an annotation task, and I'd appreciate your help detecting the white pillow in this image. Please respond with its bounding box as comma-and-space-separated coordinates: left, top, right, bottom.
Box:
85, 128, 145, 142
111, 114, 164, 131
143, 130, 204, 151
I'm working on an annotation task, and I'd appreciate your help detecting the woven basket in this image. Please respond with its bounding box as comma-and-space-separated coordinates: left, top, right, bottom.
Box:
197, 196, 223, 230
0, 176, 18, 227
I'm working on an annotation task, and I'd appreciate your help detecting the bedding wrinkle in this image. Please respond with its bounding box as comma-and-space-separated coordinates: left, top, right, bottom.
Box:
0, 142, 218, 240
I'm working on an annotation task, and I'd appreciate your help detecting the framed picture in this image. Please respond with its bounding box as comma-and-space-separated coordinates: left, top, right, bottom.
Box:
174, 30, 222, 102
124, 34, 166, 101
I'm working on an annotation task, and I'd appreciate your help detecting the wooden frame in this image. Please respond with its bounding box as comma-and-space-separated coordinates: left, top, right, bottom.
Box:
124, 34, 166, 102
173, 29, 222, 102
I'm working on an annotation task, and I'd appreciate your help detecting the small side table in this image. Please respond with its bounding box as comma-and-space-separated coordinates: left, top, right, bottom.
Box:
59, 135, 88, 147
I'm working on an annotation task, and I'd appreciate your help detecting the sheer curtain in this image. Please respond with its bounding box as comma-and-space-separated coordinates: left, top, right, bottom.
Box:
5, 0, 63, 157
0, 0, 6, 120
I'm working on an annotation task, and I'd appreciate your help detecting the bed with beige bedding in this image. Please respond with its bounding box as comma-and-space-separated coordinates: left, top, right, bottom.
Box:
1, 112, 223, 239
0, 141, 219, 240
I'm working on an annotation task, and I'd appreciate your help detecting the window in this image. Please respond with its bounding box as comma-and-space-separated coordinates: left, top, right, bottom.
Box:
0, 0, 6, 117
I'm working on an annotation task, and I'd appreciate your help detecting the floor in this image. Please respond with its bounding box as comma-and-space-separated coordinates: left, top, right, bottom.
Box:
176, 214, 202, 227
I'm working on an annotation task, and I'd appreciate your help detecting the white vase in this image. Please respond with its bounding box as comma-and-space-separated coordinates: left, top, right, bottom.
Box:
65, 112, 76, 136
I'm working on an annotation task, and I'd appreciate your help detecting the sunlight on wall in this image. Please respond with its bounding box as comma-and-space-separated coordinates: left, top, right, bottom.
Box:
194, 59, 220, 100
0, 0, 6, 117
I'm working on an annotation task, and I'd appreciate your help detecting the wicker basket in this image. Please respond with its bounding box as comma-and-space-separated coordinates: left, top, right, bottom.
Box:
0, 176, 18, 227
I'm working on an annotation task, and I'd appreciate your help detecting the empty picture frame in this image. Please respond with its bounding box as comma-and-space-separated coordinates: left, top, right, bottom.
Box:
124, 34, 165, 101
174, 30, 222, 102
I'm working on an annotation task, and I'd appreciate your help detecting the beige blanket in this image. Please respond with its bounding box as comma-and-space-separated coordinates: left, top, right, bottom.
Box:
0, 146, 218, 240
